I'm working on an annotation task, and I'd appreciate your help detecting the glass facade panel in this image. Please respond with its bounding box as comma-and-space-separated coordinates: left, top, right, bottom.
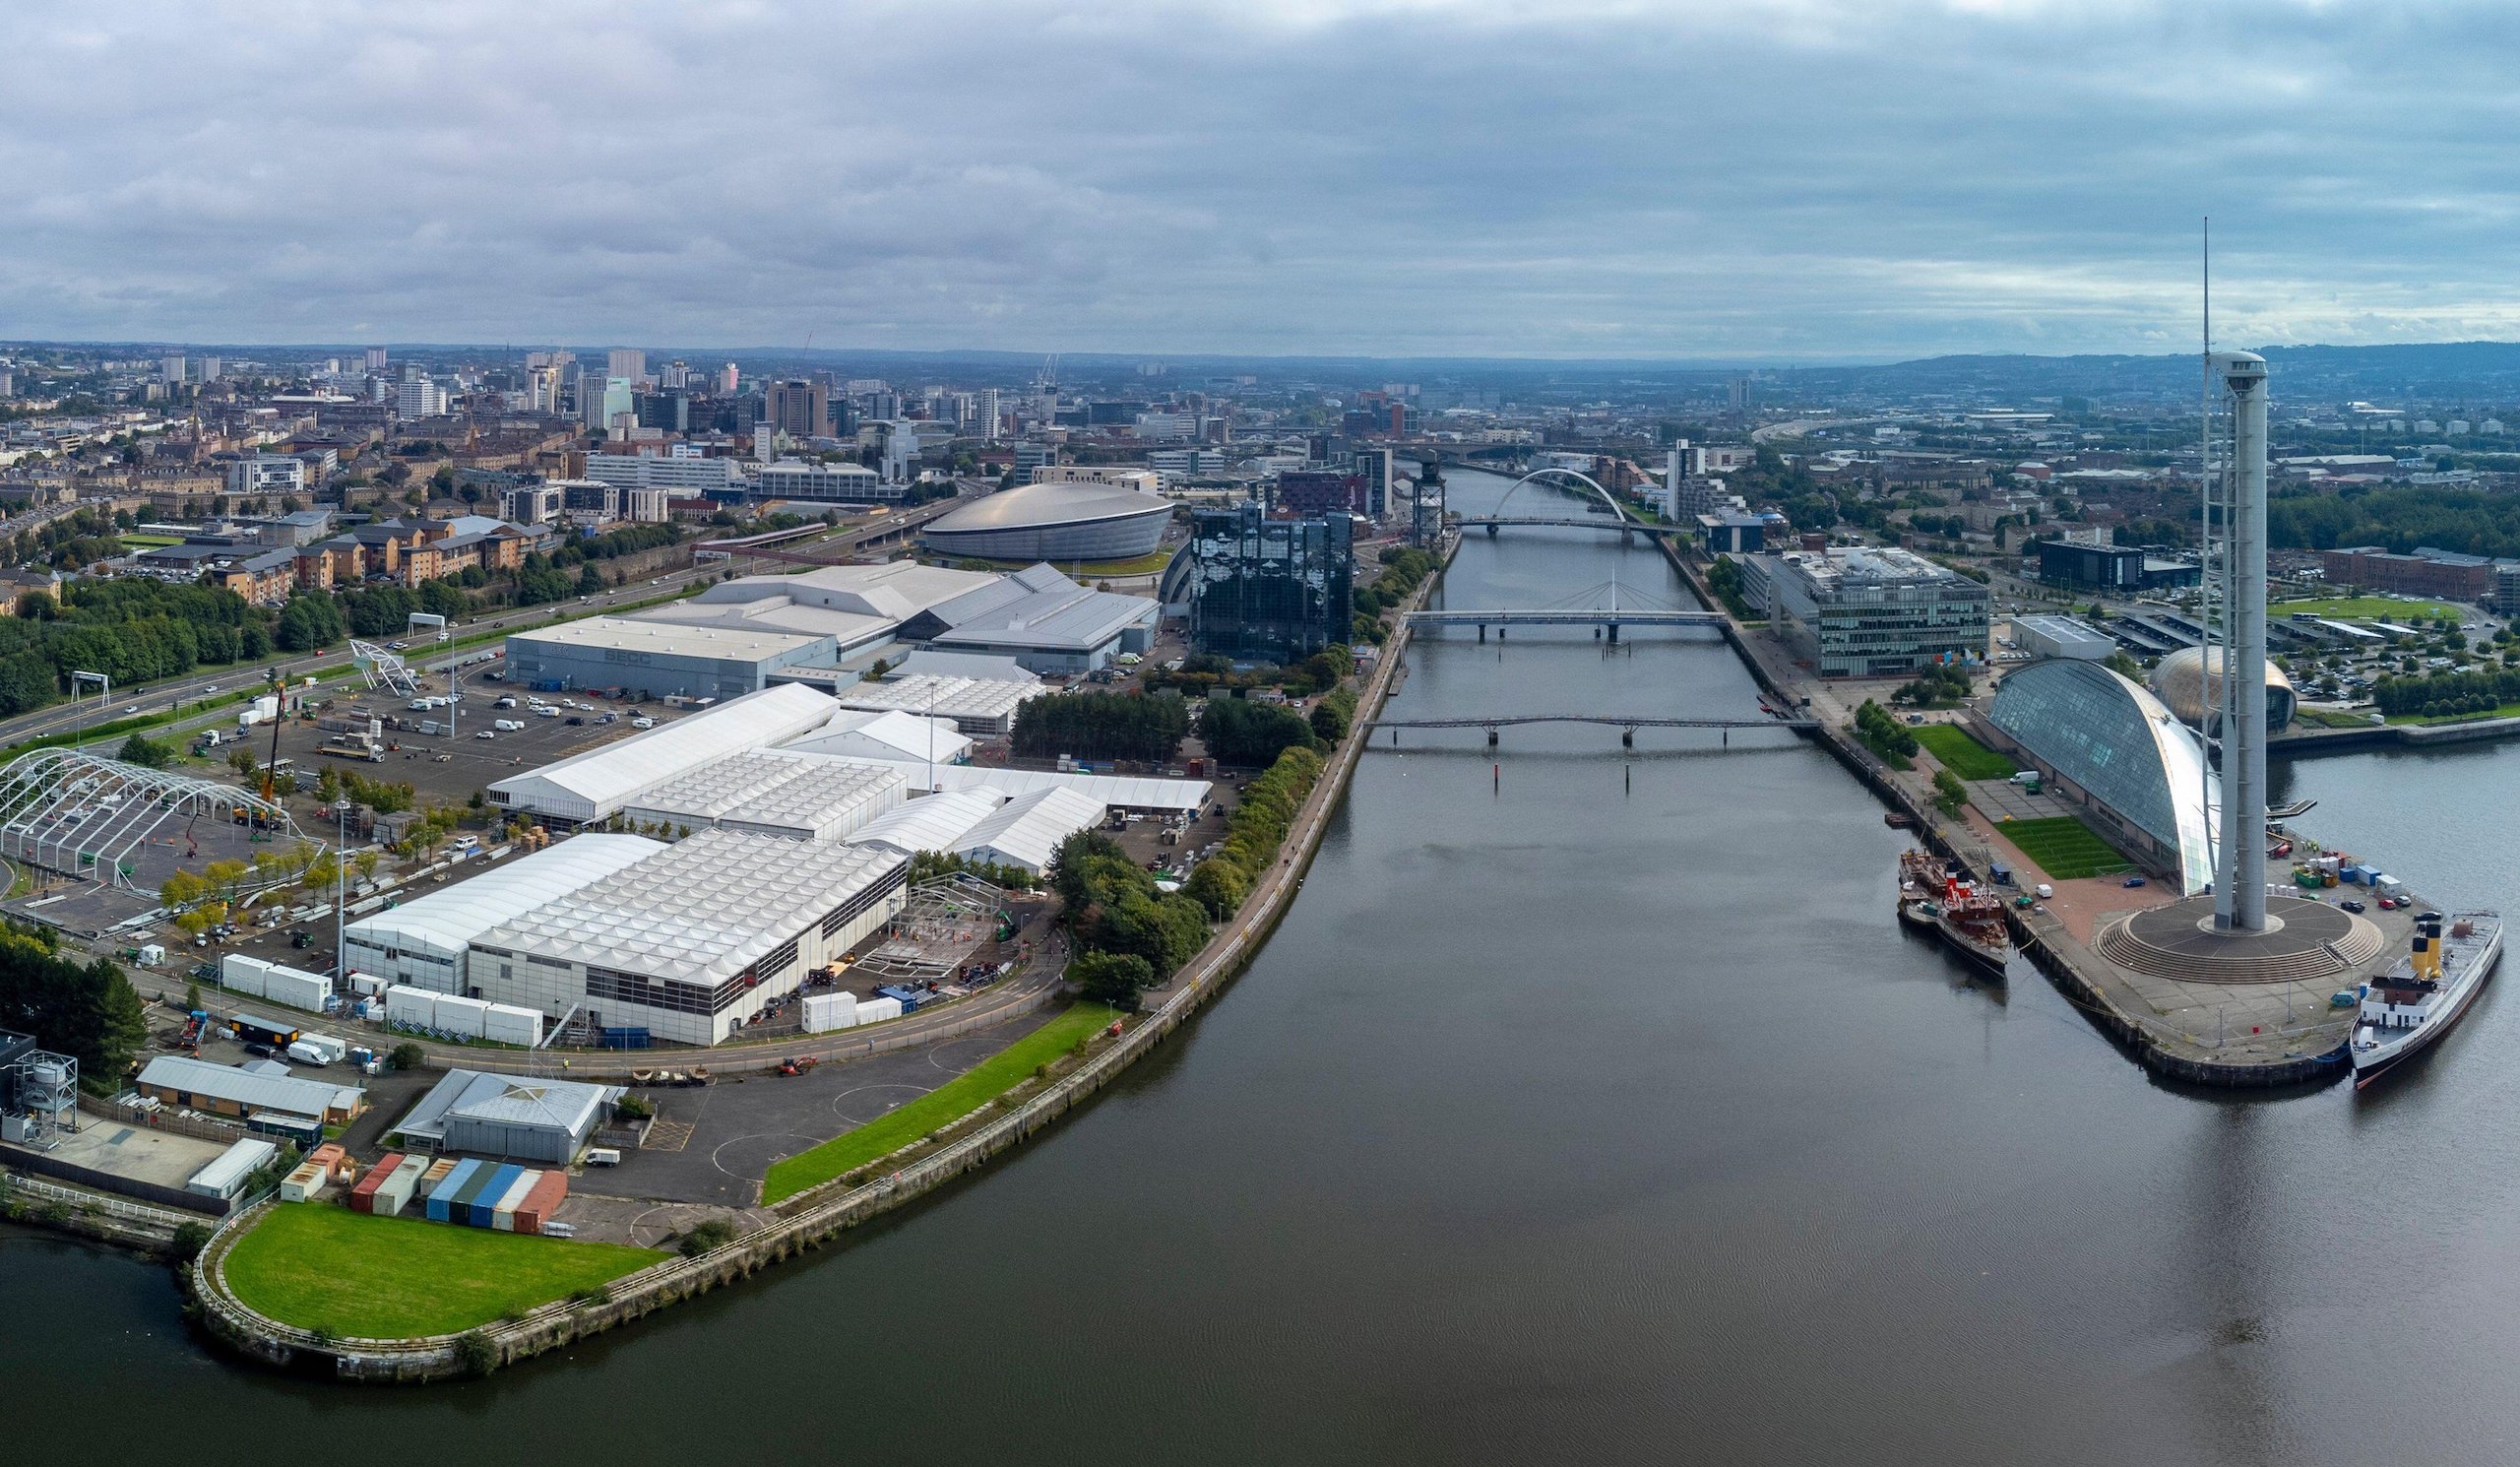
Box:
1987, 661, 2218, 892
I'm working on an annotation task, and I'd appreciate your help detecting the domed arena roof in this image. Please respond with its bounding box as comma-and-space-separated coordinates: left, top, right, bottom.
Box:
919, 481, 1174, 561
2148, 646, 2297, 734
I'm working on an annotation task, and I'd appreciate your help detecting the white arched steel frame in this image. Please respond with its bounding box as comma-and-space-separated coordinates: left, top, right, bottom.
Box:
0, 748, 302, 890
350, 639, 421, 698
1493, 468, 1632, 524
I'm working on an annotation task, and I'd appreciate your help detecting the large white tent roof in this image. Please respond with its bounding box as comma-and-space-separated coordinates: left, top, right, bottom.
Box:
779, 708, 974, 767
470, 829, 907, 989
344, 834, 666, 963
621, 749, 906, 841
843, 790, 1008, 857
951, 787, 1108, 873
918, 762, 1212, 812
487, 683, 840, 821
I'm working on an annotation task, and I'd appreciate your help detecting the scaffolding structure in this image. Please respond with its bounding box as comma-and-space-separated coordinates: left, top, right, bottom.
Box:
349, 638, 421, 698
0, 748, 302, 890
850, 873, 1011, 983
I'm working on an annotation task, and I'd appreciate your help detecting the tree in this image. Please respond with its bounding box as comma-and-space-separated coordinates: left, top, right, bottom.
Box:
1181, 859, 1247, 920
0, 926, 149, 1090
1307, 699, 1348, 744
388, 1041, 425, 1071
1071, 950, 1156, 1011
117, 732, 172, 768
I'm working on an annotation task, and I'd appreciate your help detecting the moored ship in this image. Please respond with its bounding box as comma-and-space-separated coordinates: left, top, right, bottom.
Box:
2350, 910, 2503, 1089
1897, 850, 2012, 978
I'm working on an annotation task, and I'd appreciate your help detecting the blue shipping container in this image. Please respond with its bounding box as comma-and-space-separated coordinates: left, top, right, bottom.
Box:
425, 1158, 482, 1222
468, 1165, 523, 1228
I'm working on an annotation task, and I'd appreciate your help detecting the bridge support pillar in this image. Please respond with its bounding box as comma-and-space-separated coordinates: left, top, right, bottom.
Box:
1621, 728, 1634, 748
1478, 624, 1485, 643
1485, 727, 1499, 747
1606, 621, 1619, 644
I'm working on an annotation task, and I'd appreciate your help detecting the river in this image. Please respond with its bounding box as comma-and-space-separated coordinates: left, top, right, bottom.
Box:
10, 468, 2520, 1465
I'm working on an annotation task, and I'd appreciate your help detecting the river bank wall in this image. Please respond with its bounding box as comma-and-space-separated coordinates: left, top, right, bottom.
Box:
185, 535, 1463, 1384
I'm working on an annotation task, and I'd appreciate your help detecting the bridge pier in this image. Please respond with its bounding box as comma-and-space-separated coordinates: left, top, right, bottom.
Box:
1478, 624, 1485, 643
1485, 727, 1498, 747
1606, 621, 1619, 645
1621, 728, 1634, 748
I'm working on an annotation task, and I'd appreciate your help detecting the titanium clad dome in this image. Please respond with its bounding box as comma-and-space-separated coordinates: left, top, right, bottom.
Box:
1987, 660, 2218, 894
919, 481, 1174, 562
2149, 646, 2297, 734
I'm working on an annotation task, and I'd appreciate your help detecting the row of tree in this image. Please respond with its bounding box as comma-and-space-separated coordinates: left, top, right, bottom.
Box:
2371, 667, 2520, 719
1010, 689, 1192, 763
0, 924, 147, 1092
1199, 694, 1319, 767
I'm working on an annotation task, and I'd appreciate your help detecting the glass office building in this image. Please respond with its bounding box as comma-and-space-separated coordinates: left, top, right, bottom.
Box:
1764, 546, 1990, 678
1984, 660, 2218, 892
1186, 505, 1354, 664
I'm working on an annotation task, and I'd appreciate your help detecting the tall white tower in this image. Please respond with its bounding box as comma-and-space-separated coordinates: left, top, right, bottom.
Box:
2211, 351, 2269, 931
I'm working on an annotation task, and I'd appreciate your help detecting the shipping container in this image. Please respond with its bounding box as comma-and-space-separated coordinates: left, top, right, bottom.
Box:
385, 985, 439, 1029
279, 1162, 328, 1202
513, 1169, 569, 1235
419, 1156, 459, 1187
853, 996, 904, 1025
375, 1153, 429, 1217
259, 964, 332, 1013
349, 1152, 405, 1214
220, 953, 274, 990
433, 993, 491, 1040
308, 1141, 350, 1180
481, 1001, 543, 1048
424, 1157, 483, 1222
801, 990, 857, 1034
488, 1168, 541, 1231
466, 1164, 524, 1228
226, 1012, 301, 1049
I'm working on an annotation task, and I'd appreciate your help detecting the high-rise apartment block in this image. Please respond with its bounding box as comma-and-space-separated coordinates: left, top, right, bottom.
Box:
765, 379, 830, 440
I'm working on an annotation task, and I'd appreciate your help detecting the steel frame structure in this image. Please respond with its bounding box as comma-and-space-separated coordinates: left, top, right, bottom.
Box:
851, 873, 1010, 983
349, 638, 421, 697
0, 748, 301, 890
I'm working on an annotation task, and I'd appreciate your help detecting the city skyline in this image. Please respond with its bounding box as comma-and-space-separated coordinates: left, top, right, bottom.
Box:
7, 2, 2519, 358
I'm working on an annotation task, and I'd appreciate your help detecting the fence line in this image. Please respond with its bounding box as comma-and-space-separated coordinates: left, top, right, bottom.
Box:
2, 1168, 198, 1230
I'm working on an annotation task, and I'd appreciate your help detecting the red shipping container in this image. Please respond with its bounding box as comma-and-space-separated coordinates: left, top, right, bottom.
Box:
512, 1171, 569, 1236
348, 1152, 405, 1215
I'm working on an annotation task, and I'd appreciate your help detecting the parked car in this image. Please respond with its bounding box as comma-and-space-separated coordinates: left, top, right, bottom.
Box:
631, 717, 656, 729
476, 730, 496, 739
2121, 876, 2148, 888
2340, 899, 2366, 913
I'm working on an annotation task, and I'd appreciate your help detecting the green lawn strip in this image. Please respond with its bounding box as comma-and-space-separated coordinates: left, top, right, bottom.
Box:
2271, 597, 2458, 622
1998, 815, 2137, 880
1913, 725, 2018, 780
2386, 702, 2520, 726
222, 1202, 662, 1339
762, 1002, 1119, 1205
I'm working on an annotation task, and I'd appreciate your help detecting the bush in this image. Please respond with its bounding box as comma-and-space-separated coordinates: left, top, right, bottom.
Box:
170, 1220, 213, 1260
1071, 950, 1157, 1011
387, 1042, 425, 1072
678, 1219, 738, 1257
613, 1092, 653, 1120
453, 1329, 499, 1377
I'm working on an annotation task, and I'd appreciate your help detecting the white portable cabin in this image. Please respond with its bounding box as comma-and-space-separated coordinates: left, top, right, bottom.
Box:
802, 990, 858, 1034
854, 995, 903, 1025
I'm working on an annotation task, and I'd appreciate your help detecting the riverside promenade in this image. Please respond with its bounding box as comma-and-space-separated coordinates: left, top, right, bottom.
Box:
188, 534, 1460, 1383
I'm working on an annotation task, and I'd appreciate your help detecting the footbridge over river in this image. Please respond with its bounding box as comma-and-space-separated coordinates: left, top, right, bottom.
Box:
1404, 576, 1722, 642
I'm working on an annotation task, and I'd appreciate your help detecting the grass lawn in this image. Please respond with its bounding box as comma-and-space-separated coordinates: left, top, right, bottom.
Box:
223, 1202, 662, 1339
2387, 702, 2520, 726
1998, 815, 2137, 879
1914, 725, 2018, 780
762, 1003, 1119, 1205
2272, 596, 2459, 623
121, 534, 182, 548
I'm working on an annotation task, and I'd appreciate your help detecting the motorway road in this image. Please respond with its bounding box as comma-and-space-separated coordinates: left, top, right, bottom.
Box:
0, 488, 983, 754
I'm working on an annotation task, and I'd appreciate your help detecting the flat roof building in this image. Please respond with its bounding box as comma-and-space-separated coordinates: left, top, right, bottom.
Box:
391, 1068, 619, 1165
1762, 545, 1990, 679
633, 560, 997, 658
343, 835, 666, 993
898, 563, 1161, 675
618, 749, 907, 842
465, 829, 911, 1047
487, 683, 842, 824
137, 1054, 366, 1126
505, 616, 835, 702
2012, 614, 2115, 663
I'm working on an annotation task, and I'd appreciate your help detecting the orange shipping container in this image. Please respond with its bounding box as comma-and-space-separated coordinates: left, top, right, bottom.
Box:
512, 1170, 569, 1236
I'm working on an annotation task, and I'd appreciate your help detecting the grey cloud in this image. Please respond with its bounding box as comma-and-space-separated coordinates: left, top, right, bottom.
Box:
2, 1, 2518, 357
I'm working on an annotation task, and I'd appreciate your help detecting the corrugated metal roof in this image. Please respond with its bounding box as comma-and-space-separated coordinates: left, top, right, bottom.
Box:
344, 835, 665, 961
140, 1054, 362, 1116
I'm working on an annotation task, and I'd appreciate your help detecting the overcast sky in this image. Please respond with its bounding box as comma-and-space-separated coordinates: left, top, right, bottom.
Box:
5, 1, 2516, 360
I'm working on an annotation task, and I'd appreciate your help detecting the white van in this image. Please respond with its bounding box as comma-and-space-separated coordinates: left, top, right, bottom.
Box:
584, 1147, 622, 1167
494, 719, 525, 732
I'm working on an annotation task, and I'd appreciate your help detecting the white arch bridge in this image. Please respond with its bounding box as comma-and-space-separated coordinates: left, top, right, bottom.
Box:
1455, 467, 1682, 539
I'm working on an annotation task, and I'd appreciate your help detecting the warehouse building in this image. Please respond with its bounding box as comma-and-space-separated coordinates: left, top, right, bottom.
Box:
917, 478, 1175, 561
342, 835, 666, 993
895, 563, 1160, 674
948, 787, 1107, 873
136, 1054, 366, 1127
829, 672, 1042, 735
465, 829, 911, 1046
487, 683, 842, 825
391, 1068, 619, 1164
2012, 614, 2115, 662
619, 750, 907, 841
504, 616, 834, 701
845, 790, 1009, 858
780, 709, 975, 766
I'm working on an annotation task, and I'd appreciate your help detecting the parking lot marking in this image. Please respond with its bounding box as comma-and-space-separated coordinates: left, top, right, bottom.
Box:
644, 1119, 696, 1152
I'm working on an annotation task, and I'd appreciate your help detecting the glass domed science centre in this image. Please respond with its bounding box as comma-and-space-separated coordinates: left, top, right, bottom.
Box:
1984, 660, 2218, 894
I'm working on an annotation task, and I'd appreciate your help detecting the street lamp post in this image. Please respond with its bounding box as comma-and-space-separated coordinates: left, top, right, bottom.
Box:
334, 797, 352, 981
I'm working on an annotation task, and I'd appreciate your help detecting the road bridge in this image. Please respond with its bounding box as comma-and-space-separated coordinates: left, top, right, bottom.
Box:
1456, 516, 1686, 536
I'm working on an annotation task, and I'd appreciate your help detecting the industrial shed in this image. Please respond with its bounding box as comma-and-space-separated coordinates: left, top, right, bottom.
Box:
342, 835, 665, 992
829, 673, 1042, 736
619, 749, 907, 841
464, 830, 913, 1046
485, 683, 842, 824
503, 616, 834, 702
950, 787, 1108, 873
137, 1054, 366, 1126
391, 1068, 618, 1164
844, 790, 1009, 858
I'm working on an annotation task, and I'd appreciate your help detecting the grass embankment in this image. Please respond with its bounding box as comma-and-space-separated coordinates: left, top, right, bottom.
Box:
222, 1203, 661, 1339
2387, 703, 2520, 726
2293, 707, 2378, 730
954, 550, 1175, 577
1913, 725, 2018, 780
1999, 815, 2137, 879
761, 1002, 1119, 1205
2272, 597, 2459, 622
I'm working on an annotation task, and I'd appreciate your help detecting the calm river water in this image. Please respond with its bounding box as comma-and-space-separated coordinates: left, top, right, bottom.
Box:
10, 470, 2520, 1465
